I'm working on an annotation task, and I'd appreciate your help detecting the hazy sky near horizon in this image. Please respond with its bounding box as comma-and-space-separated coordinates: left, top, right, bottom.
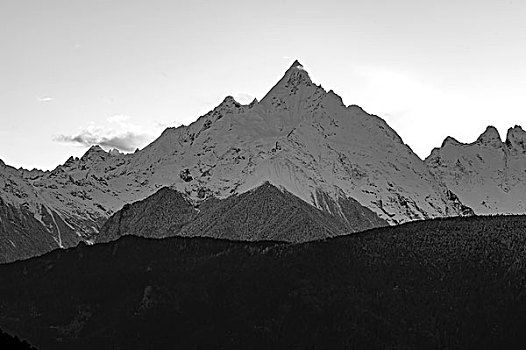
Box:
1, 0, 526, 170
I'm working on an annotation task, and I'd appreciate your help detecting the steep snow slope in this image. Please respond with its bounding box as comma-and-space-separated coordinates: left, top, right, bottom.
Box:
0, 160, 80, 262
0, 60, 471, 253
426, 125, 526, 215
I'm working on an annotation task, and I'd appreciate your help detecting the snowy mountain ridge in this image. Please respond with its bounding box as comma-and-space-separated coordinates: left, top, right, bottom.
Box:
426, 125, 526, 215
1, 61, 473, 254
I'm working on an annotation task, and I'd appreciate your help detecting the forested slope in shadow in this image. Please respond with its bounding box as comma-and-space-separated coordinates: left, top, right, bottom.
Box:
1, 215, 526, 349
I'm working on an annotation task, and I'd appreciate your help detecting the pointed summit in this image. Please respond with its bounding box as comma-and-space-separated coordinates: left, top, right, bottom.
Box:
286, 60, 308, 75
260, 60, 314, 104
86, 145, 105, 154
290, 59, 303, 69
81, 145, 106, 161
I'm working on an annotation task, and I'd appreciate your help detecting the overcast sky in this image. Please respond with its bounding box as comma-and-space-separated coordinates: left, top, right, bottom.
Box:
1, 0, 526, 170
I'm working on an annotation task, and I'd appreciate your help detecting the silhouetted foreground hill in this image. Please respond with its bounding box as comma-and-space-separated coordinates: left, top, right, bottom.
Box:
0, 328, 36, 349
96, 182, 387, 243
2, 215, 526, 349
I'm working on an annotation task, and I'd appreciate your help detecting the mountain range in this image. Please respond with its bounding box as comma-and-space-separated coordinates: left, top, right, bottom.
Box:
1, 60, 525, 261
426, 125, 526, 215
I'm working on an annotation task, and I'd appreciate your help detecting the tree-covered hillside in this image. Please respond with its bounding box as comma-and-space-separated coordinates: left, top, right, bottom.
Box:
97, 182, 386, 243
2, 215, 526, 349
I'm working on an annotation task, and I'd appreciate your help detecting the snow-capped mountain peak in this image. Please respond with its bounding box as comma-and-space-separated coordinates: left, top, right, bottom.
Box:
132, 62, 469, 225
260, 59, 314, 106
0, 61, 475, 262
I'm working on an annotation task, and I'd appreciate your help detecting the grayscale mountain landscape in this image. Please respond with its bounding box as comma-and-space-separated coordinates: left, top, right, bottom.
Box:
3, 61, 526, 349
2, 1, 526, 348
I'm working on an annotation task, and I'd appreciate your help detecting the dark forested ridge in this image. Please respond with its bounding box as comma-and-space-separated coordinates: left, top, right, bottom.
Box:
0, 328, 36, 349
2, 215, 526, 349
96, 182, 387, 243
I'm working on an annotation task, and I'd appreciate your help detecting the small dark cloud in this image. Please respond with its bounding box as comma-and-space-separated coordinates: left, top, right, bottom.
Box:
54, 131, 149, 152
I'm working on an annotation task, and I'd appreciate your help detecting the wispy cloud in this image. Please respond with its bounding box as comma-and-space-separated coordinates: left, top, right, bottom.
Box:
37, 97, 54, 102
235, 93, 254, 104
54, 115, 172, 152
106, 114, 130, 123
54, 132, 149, 152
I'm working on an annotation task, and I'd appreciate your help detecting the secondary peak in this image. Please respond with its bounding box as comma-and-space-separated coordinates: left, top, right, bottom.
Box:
476, 125, 502, 145
81, 145, 106, 161
505, 125, 526, 150
441, 136, 461, 147
217, 96, 241, 109
86, 145, 105, 153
